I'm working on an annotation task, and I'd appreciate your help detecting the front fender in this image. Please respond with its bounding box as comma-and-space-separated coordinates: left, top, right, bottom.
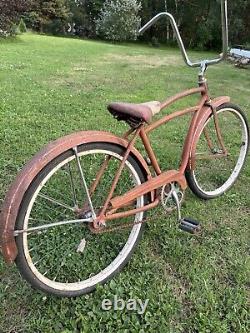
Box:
189, 96, 230, 170
0, 131, 151, 264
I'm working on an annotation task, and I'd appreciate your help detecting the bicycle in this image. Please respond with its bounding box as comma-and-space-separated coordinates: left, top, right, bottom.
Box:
0, 0, 249, 297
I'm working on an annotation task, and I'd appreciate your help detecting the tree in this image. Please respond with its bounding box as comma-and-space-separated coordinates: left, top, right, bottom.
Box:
0, 0, 31, 37
18, 18, 27, 33
25, 0, 71, 34
227, 0, 250, 46
1, 0, 249, 49
96, 0, 141, 42
66, 0, 104, 37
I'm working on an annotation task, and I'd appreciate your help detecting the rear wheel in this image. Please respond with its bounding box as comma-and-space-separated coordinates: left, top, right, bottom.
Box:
186, 103, 249, 199
15, 142, 147, 297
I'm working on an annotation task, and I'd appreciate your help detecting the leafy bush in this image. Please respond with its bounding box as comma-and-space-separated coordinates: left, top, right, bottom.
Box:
0, 0, 30, 37
96, 0, 141, 42
18, 18, 27, 33
151, 36, 160, 48
10, 24, 21, 36
43, 19, 66, 35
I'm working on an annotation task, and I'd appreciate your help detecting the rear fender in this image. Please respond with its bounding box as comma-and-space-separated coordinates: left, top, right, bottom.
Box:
0, 131, 151, 264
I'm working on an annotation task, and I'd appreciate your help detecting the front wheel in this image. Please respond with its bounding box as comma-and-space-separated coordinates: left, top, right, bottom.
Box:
186, 103, 249, 199
15, 142, 147, 297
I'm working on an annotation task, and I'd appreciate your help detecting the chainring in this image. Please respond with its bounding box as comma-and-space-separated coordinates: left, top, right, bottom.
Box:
161, 182, 184, 213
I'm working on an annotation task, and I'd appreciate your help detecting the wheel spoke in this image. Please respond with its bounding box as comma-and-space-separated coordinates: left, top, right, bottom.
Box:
38, 193, 75, 211
15, 218, 91, 235
67, 163, 79, 208
73, 147, 96, 219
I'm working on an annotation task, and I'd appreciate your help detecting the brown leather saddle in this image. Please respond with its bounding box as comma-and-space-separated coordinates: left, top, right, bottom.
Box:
108, 101, 162, 128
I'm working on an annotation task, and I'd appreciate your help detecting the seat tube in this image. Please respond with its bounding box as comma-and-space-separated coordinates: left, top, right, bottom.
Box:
140, 128, 161, 175
98, 125, 143, 218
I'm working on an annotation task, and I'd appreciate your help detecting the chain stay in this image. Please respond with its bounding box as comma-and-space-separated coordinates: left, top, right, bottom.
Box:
90, 206, 173, 234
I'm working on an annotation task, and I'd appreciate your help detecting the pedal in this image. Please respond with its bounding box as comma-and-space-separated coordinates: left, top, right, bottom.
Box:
171, 189, 201, 234
179, 218, 201, 234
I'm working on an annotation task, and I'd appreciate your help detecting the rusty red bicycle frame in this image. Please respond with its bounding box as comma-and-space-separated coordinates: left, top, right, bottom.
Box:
0, 83, 230, 264
91, 84, 230, 225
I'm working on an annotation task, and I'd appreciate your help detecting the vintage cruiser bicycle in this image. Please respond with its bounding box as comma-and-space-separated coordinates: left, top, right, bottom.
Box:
0, 0, 249, 297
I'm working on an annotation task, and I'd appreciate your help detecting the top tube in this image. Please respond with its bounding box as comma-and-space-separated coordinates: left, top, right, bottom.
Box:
139, 0, 228, 69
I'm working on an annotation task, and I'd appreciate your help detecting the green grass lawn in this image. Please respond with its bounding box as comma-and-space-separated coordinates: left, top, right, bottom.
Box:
0, 33, 249, 333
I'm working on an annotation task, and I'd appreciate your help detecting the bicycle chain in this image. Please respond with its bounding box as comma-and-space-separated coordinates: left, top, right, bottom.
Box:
1, 198, 177, 243
90, 187, 182, 234
89, 210, 171, 234
0, 216, 158, 246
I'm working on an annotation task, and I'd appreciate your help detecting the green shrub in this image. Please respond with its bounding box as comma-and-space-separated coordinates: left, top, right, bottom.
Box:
44, 19, 68, 36
18, 18, 27, 33
10, 23, 21, 36
96, 0, 141, 42
151, 36, 160, 48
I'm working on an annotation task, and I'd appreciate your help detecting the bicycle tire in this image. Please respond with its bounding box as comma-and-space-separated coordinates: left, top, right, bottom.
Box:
186, 103, 249, 199
15, 142, 148, 297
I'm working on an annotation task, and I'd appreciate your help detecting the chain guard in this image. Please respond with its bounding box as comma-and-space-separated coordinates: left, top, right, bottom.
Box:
88, 183, 185, 234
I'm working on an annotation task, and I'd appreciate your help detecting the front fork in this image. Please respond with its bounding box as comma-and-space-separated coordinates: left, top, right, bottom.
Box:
205, 103, 228, 155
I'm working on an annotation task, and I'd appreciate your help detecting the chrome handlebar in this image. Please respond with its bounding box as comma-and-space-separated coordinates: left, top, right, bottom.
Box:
139, 0, 228, 69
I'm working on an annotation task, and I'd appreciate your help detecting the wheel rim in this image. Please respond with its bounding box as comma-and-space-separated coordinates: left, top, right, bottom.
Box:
20, 147, 144, 292
192, 108, 248, 196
